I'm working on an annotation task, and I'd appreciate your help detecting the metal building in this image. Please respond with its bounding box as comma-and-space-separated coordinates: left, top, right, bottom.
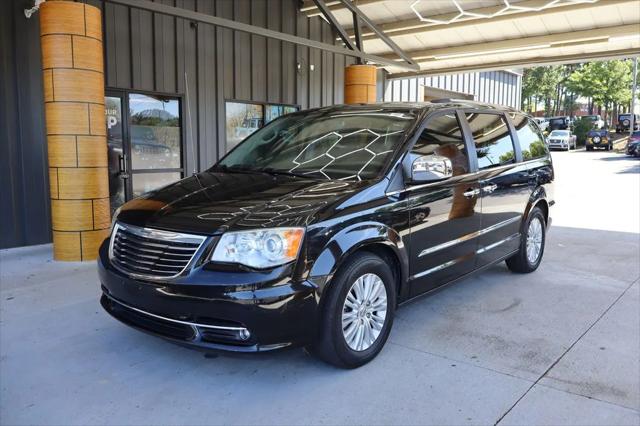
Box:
384, 71, 522, 109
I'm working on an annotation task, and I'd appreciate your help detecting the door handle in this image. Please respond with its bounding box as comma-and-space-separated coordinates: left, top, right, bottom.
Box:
118, 154, 129, 179
463, 188, 480, 198
482, 184, 498, 194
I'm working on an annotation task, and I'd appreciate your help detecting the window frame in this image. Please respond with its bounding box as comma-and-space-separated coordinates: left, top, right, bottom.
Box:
510, 113, 549, 162
400, 109, 475, 179
458, 109, 522, 171
224, 98, 300, 152
409, 109, 473, 171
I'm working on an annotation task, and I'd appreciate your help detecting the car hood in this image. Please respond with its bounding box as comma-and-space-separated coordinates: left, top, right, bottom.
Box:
116, 171, 367, 235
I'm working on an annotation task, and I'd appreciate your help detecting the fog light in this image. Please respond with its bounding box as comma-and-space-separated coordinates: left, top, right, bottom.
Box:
239, 329, 250, 340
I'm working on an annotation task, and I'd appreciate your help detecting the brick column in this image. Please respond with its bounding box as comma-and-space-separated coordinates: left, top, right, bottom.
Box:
40, 0, 109, 261
344, 64, 377, 104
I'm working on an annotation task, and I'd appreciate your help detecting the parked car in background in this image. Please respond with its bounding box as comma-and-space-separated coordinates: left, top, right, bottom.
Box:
99, 101, 554, 368
547, 129, 576, 150
626, 131, 640, 157
586, 129, 612, 151
548, 116, 571, 131
533, 117, 549, 131
582, 114, 605, 129
616, 114, 640, 133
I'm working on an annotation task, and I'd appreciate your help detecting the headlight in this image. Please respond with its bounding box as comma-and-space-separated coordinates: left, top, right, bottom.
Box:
211, 228, 304, 269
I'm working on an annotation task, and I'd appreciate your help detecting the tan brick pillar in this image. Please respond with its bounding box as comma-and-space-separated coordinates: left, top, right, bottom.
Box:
344, 65, 377, 104
40, 0, 110, 261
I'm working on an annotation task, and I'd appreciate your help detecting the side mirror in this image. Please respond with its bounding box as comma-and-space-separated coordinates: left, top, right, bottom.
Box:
410, 154, 453, 183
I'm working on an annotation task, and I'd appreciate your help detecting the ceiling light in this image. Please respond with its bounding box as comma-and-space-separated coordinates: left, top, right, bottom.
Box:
609, 34, 640, 43
433, 44, 551, 60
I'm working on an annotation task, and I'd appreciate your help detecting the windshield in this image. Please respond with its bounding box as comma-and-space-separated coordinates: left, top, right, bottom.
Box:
619, 114, 631, 120
550, 130, 569, 136
584, 115, 599, 120
216, 109, 417, 180
549, 118, 565, 123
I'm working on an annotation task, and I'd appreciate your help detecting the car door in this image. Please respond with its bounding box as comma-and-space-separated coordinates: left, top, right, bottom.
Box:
406, 110, 482, 297
460, 111, 531, 268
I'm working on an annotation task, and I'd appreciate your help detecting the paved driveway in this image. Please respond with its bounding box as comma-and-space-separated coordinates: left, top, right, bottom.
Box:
1, 149, 638, 425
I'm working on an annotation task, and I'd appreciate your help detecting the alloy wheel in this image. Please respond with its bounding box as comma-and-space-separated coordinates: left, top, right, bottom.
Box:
341, 273, 388, 352
526, 217, 543, 264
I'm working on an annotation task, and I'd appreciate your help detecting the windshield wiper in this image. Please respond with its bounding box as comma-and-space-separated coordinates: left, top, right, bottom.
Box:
255, 167, 316, 179
214, 164, 315, 179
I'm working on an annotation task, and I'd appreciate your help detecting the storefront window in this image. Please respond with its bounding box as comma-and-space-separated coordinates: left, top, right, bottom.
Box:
129, 94, 181, 170
225, 101, 298, 151
226, 102, 264, 152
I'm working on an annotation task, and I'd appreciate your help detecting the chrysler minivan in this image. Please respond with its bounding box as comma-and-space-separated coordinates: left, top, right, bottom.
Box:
99, 101, 554, 368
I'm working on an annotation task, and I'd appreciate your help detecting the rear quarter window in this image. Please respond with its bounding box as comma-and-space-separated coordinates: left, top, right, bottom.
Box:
512, 114, 548, 160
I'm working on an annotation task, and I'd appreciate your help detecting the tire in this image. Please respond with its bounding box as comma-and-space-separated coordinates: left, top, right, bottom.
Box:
586, 146, 593, 151
506, 207, 546, 274
311, 251, 396, 368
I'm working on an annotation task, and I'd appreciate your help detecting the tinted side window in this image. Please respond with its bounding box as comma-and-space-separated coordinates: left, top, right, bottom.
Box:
412, 113, 469, 175
465, 113, 515, 169
511, 114, 548, 160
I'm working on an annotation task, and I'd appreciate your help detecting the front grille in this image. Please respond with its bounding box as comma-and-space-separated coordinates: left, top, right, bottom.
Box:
109, 222, 206, 279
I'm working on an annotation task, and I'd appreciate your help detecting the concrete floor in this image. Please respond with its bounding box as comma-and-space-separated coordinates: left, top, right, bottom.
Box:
1, 149, 639, 425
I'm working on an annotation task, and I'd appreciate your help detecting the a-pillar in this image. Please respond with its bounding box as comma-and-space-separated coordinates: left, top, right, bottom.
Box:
40, 0, 109, 261
344, 64, 377, 104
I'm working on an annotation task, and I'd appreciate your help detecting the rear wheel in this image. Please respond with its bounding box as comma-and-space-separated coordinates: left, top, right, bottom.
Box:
506, 207, 546, 273
311, 252, 396, 368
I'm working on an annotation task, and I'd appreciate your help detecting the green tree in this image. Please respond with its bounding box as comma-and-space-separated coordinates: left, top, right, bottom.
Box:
567, 60, 633, 125
522, 66, 562, 114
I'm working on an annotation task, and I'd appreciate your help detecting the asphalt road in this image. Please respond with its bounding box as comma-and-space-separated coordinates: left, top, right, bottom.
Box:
1, 148, 639, 425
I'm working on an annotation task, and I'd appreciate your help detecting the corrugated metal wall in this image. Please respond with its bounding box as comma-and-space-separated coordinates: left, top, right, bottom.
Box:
0, 0, 52, 249
384, 71, 522, 109
100, 0, 354, 173
0, 0, 352, 249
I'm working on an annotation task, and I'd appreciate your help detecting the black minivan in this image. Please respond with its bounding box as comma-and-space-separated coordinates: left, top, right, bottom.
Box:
99, 101, 554, 368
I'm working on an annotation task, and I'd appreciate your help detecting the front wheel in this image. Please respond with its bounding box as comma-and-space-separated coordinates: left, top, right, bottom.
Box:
311, 252, 396, 368
506, 207, 546, 273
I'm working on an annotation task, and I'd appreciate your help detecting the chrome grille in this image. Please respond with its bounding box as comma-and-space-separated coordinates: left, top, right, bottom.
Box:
109, 223, 206, 280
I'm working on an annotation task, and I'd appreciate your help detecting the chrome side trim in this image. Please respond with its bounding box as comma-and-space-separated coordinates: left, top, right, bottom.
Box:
476, 233, 520, 254
411, 233, 521, 280
103, 292, 249, 332
412, 258, 463, 280
418, 216, 521, 257
108, 222, 208, 281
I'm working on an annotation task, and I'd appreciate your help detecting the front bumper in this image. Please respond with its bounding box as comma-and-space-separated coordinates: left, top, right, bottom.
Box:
98, 241, 319, 353
548, 140, 569, 149
586, 137, 610, 147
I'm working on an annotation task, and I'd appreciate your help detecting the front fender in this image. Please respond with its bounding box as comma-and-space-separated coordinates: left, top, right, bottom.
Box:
307, 221, 409, 299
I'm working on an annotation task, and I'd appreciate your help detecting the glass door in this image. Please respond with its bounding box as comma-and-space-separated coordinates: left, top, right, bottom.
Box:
105, 91, 184, 212
105, 93, 128, 214
128, 93, 183, 197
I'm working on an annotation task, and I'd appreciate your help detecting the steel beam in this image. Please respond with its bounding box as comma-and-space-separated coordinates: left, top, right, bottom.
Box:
105, 0, 420, 71
311, 0, 358, 51
301, 0, 384, 17
345, 0, 632, 42
352, 13, 363, 64
336, 0, 418, 68
379, 24, 640, 64
390, 48, 640, 78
